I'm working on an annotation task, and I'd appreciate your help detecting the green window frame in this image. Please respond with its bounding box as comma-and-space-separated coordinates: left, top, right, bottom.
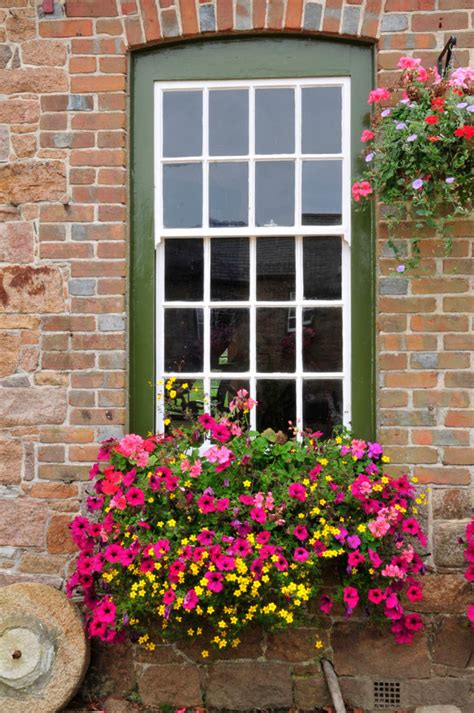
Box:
130, 36, 375, 439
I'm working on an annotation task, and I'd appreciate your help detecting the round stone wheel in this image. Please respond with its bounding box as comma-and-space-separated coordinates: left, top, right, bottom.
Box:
0, 582, 89, 713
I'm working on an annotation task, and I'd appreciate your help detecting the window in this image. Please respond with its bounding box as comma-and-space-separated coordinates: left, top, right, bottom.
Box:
154, 79, 350, 435
130, 37, 375, 440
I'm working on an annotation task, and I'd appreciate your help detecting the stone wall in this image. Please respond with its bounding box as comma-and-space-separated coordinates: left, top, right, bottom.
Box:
0, 0, 472, 711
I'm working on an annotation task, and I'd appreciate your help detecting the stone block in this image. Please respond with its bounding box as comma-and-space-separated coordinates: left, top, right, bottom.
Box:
411, 574, 471, 615
22, 40, 67, 66
412, 702, 464, 711
0, 266, 65, 313
432, 617, 473, 669
379, 277, 408, 295
199, 3, 216, 32
381, 13, 408, 31
98, 314, 125, 332
266, 627, 319, 662
0, 333, 20, 377
432, 489, 472, 520
332, 622, 430, 678
137, 664, 202, 707
206, 662, 292, 708
0, 388, 67, 427
0, 69, 67, 95
0, 499, 48, 547
47, 515, 76, 554
0, 223, 34, 264
433, 520, 468, 568
176, 625, 263, 662
339, 676, 374, 710
80, 640, 136, 700
293, 671, 331, 709
0, 161, 65, 204
0, 439, 22, 485
304, 2, 322, 30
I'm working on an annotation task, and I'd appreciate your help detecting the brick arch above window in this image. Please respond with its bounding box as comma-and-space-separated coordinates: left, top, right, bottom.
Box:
64, 0, 382, 46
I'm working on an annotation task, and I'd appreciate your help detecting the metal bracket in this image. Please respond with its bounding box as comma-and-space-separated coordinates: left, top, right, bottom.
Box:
437, 35, 457, 78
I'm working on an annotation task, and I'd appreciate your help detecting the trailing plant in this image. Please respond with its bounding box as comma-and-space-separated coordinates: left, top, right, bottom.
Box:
352, 58, 474, 272
463, 516, 474, 629
67, 389, 427, 655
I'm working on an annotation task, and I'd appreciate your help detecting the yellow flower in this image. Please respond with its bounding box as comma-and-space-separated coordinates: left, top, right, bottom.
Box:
164, 418, 171, 426
243, 479, 251, 488
335, 436, 342, 444
412, 476, 418, 483
318, 458, 328, 466
169, 389, 177, 399
357, 524, 366, 533
168, 519, 176, 527
381, 455, 390, 463
201, 650, 209, 658
314, 639, 323, 650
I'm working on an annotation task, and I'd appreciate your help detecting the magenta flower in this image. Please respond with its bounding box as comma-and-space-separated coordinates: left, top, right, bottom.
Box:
293, 525, 309, 541
404, 613, 423, 632
293, 547, 309, 562
406, 582, 423, 602
96, 598, 116, 624
204, 570, 224, 593
250, 507, 267, 524
198, 493, 215, 513
199, 413, 216, 429
346, 535, 361, 549
467, 604, 474, 629
320, 594, 334, 614
343, 586, 359, 611
197, 530, 215, 545
256, 530, 271, 545
104, 543, 123, 563
163, 589, 176, 605
347, 550, 365, 568
368, 548, 383, 569
288, 482, 307, 502
368, 588, 385, 605
182, 589, 199, 611
274, 555, 289, 571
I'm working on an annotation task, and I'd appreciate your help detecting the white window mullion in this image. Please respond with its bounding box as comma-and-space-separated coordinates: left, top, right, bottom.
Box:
203, 235, 211, 410
249, 85, 255, 231
203, 87, 209, 230
342, 238, 351, 428
295, 235, 303, 433
295, 84, 302, 230
249, 234, 257, 431
155, 242, 166, 432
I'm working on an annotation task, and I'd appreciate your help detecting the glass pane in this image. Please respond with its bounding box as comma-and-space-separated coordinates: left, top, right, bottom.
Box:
302, 160, 342, 226
211, 378, 249, 413
257, 308, 295, 373
209, 90, 249, 156
303, 380, 343, 437
163, 163, 202, 228
163, 91, 202, 158
257, 237, 295, 300
165, 239, 203, 301
211, 238, 249, 301
302, 308, 342, 372
211, 309, 249, 372
257, 380, 296, 433
165, 308, 203, 372
209, 162, 248, 227
303, 237, 341, 300
166, 379, 205, 427
256, 161, 295, 227
302, 87, 342, 154
255, 88, 295, 154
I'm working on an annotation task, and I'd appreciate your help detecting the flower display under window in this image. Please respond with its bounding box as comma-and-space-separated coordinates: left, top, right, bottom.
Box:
67, 391, 427, 653
353, 57, 473, 271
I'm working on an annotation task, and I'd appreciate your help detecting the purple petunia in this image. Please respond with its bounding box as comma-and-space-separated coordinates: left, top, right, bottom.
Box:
365, 152, 374, 162
412, 178, 423, 190
395, 122, 407, 130
445, 177, 455, 184
407, 134, 417, 142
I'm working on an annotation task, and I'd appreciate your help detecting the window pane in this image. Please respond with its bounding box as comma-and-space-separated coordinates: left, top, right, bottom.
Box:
163, 163, 202, 228
211, 238, 249, 301
163, 91, 203, 158
257, 308, 295, 372
209, 89, 249, 156
303, 237, 341, 300
211, 309, 249, 372
209, 162, 248, 228
165, 308, 203, 372
302, 307, 342, 372
211, 378, 249, 413
256, 161, 295, 227
302, 160, 342, 226
257, 380, 296, 433
165, 239, 203, 301
255, 88, 295, 154
166, 379, 205, 426
303, 380, 343, 437
302, 87, 342, 154
257, 237, 295, 300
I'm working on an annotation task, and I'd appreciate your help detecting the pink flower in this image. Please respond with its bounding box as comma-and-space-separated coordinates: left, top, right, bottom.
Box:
115, 434, 149, 467
406, 582, 423, 602
368, 588, 385, 605
449, 67, 474, 89
215, 497, 230, 511
274, 555, 289, 571
352, 181, 373, 202
320, 594, 334, 614
382, 564, 406, 580
348, 550, 365, 568
404, 613, 423, 632
96, 598, 116, 624
190, 460, 202, 477
368, 548, 383, 569
204, 570, 224, 593
199, 413, 216, 429
343, 586, 359, 611
398, 56, 422, 70
294, 547, 309, 562
198, 494, 215, 513
368, 87, 390, 104
351, 439, 366, 459
104, 543, 123, 563
257, 531, 271, 545
214, 554, 235, 572
294, 525, 309, 541
163, 588, 176, 605
288, 482, 307, 502
368, 517, 390, 538
360, 129, 375, 142
182, 589, 199, 610
197, 530, 215, 545
250, 507, 267, 524
125, 486, 145, 507
212, 423, 231, 443
467, 604, 474, 629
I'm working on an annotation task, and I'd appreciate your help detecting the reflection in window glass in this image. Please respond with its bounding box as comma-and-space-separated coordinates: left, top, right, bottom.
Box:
255, 88, 295, 154
163, 163, 202, 228
163, 91, 203, 158
303, 380, 343, 436
209, 90, 249, 156
211, 238, 249, 301
257, 237, 295, 300
211, 309, 249, 372
257, 380, 296, 433
302, 308, 342, 372
209, 162, 248, 227
256, 161, 295, 227
165, 239, 203, 301
257, 308, 295, 373
302, 160, 342, 225
303, 237, 341, 300
302, 87, 341, 154
164, 309, 203, 372
212, 379, 249, 413
167, 379, 205, 426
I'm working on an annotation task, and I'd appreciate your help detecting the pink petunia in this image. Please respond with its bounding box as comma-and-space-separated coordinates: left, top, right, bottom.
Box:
293, 547, 309, 562
204, 570, 224, 593
343, 586, 359, 611
368, 87, 390, 104
320, 594, 334, 614
182, 589, 199, 610
288, 482, 307, 502
360, 129, 375, 143
250, 507, 267, 524
368, 588, 385, 605
125, 486, 145, 507
293, 525, 309, 541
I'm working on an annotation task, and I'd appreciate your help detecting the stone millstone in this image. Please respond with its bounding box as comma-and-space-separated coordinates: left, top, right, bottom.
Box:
0, 582, 89, 713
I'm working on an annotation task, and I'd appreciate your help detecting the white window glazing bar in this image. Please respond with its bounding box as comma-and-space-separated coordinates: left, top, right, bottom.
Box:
249, 234, 257, 431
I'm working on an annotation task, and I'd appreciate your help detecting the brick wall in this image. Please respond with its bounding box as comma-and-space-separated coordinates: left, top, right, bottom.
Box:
0, 0, 472, 710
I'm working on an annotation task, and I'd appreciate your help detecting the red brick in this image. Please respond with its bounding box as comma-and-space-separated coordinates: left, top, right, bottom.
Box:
378, 314, 407, 332
71, 75, 126, 92
379, 353, 407, 369
72, 112, 125, 130
411, 12, 468, 31
267, 0, 285, 29
30, 482, 78, 499
413, 390, 470, 408
70, 408, 126, 425
66, 0, 119, 16
72, 38, 126, 54
412, 277, 469, 294
69, 444, 100, 461
384, 372, 438, 388
415, 467, 471, 485
140, 0, 162, 41
445, 372, 474, 389
68, 389, 95, 406
443, 295, 474, 312
444, 334, 474, 350
384, 446, 438, 464
97, 242, 126, 258
96, 19, 124, 35
285, 0, 304, 28
99, 93, 126, 111
70, 148, 125, 166
443, 448, 474, 466
70, 168, 96, 184
42, 352, 96, 370
99, 205, 126, 221
411, 315, 469, 332
42, 315, 96, 332
98, 168, 126, 185
379, 297, 436, 313
39, 242, 92, 259
97, 131, 125, 148
40, 204, 94, 222
71, 334, 125, 350
71, 296, 124, 313
125, 16, 145, 46
385, 0, 433, 8
39, 20, 93, 38
379, 390, 408, 407
98, 278, 126, 294
69, 56, 97, 73
445, 411, 474, 428
99, 56, 127, 74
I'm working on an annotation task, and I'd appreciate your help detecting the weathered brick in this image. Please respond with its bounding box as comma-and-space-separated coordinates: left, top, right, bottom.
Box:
0, 499, 48, 547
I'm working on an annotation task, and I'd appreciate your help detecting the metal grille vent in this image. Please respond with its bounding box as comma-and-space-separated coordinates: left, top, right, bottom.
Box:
373, 680, 401, 709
